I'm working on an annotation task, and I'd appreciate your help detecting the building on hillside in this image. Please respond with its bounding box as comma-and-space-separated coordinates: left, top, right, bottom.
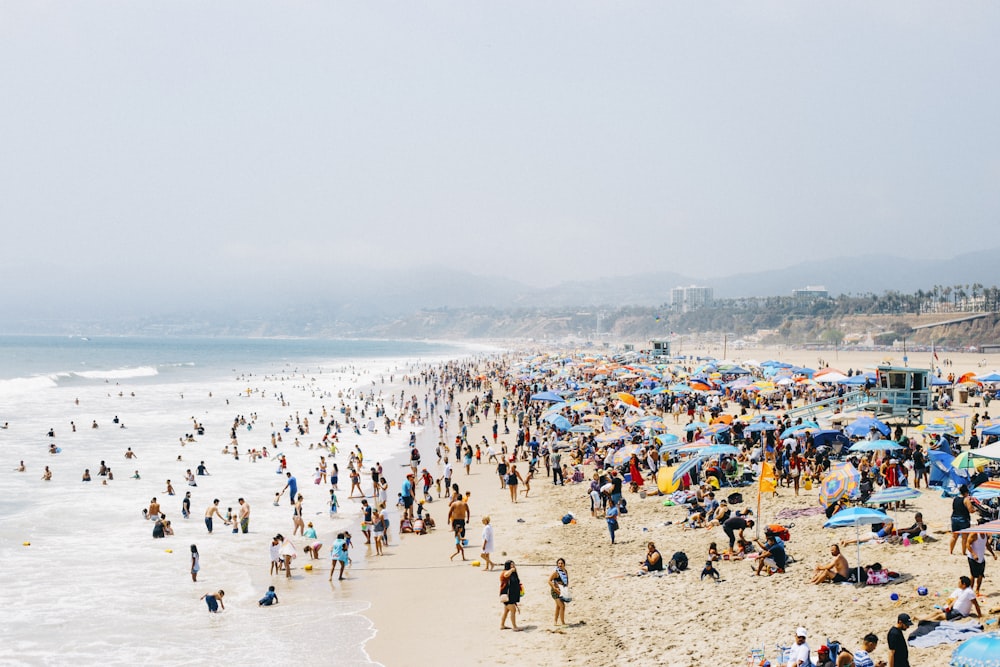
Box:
670, 285, 713, 312
792, 285, 829, 300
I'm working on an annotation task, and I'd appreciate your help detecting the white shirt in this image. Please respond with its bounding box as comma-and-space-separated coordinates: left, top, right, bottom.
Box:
969, 534, 987, 563
482, 524, 494, 553
951, 587, 978, 616
787, 641, 810, 667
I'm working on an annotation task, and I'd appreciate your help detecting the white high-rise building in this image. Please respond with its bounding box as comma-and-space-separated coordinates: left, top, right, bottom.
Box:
671, 285, 713, 312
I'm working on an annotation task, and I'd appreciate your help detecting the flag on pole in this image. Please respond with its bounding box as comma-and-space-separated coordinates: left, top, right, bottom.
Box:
759, 461, 777, 494
933, 344, 939, 362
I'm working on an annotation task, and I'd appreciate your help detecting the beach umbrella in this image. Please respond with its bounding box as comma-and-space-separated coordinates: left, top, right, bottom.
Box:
865, 487, 922, 505
845, 417, 890, 438
972, 487, 1000, 501
604, 445, 639, 467
975, 372, 1000, 383
745, 421, 777, 433
957, 519, 1000, 536
824, 507, 893, 585
568, 424, 593, 434
595, 428, 629, 443
698, 444, 740, 457
530, 391, 564, 402
617, 392, 639, 408
702, 423, 730, 437
780, 422, 819, 439
684, 421, 709, 432
951, 631, 1000, 667
971, 441, 1000, 460
951, 451, 984, 471
849, 440, 904, 453
544, 415, 572, 432
918, 420, 963, 436
981, 423, 1000, 438
671, 455, 704, 484
819, 462, 861, 509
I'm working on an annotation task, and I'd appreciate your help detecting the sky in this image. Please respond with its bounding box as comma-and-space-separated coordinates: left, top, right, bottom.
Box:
1, 2, 999, 317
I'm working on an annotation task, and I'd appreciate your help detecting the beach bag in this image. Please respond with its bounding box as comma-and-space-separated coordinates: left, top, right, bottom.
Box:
766, 524, 791, 542
670, 551, 689, 571
559, 586, 572, 603
727, 492, 743, 505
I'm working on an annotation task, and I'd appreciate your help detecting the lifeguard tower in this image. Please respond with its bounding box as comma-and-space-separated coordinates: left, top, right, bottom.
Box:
649, 339, 671, 358
870, 365, 931, 424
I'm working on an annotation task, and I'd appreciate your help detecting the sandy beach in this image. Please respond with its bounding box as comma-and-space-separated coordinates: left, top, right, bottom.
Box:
361, 346, 999, 667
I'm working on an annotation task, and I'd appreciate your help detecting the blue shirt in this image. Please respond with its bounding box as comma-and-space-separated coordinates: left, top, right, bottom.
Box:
402, 479, 414, 498
287, 476, 297, 495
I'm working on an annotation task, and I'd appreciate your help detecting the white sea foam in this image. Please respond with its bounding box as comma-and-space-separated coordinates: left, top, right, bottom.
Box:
74, 366, 159, 380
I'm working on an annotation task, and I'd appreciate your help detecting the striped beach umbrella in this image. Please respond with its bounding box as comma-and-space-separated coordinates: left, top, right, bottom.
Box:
819, 462, 861, 509
671, 455, 704, 484
865, 487, 922, 505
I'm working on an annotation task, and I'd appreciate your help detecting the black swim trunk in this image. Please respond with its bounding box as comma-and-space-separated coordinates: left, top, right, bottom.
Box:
946, 609, 968, 621
451, 518, 466, 537
832, 573, 848, 583
952, 517, 971, 532
403, 496, 414, 509
969, 557, 986, 578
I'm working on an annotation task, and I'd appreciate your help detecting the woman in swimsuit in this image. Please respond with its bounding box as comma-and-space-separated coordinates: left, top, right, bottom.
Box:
292, 495, 305, 536
548, 558, 569, 626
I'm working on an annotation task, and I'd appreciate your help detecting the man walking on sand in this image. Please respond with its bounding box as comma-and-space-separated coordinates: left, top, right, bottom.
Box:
449, 492, 471, 549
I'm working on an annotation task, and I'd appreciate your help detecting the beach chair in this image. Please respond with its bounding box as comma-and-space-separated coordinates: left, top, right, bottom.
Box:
746, 645, 766, 666
774, 644, 792, 664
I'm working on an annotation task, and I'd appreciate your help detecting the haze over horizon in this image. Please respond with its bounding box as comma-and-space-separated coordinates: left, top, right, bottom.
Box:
2, 3, 999, 319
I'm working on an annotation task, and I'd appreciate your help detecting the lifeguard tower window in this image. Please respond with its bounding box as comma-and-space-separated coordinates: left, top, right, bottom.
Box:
886, 372, 907, 390
650, 340, 671, 357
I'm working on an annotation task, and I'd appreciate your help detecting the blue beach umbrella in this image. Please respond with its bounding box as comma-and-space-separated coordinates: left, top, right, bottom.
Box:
865, 487, 922, 505
530, 391, 565, 402
951, 632, 1000, 667
684, 421, 709, 432
702, 423, 730, 437
825, 506, 893, 585
697, 444, 740, 457
845, 417, 890, 438
849, 440, 904, 453
745, 421, 777, 433
671, 456, 704, 484
545, 415, 572, 432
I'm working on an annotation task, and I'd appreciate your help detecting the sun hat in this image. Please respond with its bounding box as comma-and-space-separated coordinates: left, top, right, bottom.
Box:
796, 627, 807, 638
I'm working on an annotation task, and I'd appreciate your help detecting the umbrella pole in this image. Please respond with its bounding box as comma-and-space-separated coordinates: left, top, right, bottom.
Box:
856, 524, 863, 587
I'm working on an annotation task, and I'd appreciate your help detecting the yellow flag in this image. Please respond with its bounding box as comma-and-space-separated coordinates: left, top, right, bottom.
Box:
759, 461, 777, 494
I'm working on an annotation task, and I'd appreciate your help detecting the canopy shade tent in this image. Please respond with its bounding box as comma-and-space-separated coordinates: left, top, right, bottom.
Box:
530, 391, 565, 402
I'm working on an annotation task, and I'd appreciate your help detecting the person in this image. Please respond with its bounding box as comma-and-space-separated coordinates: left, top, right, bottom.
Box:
200, 590, 225, 613
270, 535, 283, 575
165, 479, 175, 496
548, 558, 569, 626
281, 472, 298, 505
811, 544, 850, 584
640, 541, 663, 573
238, 498, 250, 534
499, 560, 521, 631
754, 534, 787, 576
190, 544, 200, 582
196, 461, 208, 475
450, 529, 466, 561
816, 645, 835, 667
967, 530, 997, 594
787, 627, 810, 667
280, 535, 296, 578
921, 576, 982, 621
41, 466, 52, 481
606, 500, 620, 544
82, 469, 91, 482
204, 499, 227, 533
949, 484, 974, 555
329, 488, 339, 516
330, 532, 349, 581
401, 473, 416, 519
480, 516, 495, 571
896, 513, 926, 540
360, 499, 372, 544
448, 492, 470, 545
292, 494, 305, 536
258, 585, 279, 606
887, 613, 912, 667
181, 492, 191, 519
838, 633, 884, 667
700, 560, 720, 582
507, 464, 524, 503
723, 515, 754, 553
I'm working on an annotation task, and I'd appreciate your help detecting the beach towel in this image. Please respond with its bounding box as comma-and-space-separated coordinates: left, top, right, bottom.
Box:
775, 507, 825, 521
907, 619, 983, 648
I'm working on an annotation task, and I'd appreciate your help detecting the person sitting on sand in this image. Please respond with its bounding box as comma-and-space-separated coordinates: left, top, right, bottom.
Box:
811, 544, 850, 584
700, 560, 721, 582
896, 513, 927, 540
921, 576, 982, 621
639, 541, 663, 573
753, 534, 787, 576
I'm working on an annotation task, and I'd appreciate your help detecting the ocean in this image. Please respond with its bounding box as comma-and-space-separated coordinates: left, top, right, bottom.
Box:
0, 335, 481, 666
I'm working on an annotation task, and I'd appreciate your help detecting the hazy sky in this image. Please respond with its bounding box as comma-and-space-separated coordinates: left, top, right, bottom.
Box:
2, 2, 999, 311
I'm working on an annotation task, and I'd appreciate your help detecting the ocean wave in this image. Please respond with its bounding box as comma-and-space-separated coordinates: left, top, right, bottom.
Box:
74, 366, 159, 380
0, 375, 59, 396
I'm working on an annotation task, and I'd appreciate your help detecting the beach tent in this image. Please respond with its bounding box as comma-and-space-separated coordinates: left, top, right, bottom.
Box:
975, 372, 1000, 383
981, 423, 1000, 438
969, 440, 1000, 460
930, 375, 952, 386
824, 507, 892, 585
811, 430, 851, 450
